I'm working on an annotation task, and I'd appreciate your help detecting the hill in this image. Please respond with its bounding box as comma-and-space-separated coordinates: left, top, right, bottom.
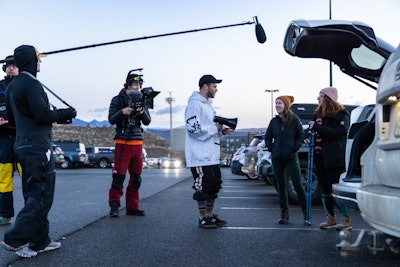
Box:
52, 124, 183, 158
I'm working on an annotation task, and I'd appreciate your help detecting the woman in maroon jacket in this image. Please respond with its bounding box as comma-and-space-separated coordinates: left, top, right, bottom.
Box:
307, 87, 351, 230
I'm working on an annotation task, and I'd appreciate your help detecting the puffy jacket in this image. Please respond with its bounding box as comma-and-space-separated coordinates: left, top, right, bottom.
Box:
0, 76, 16, 135
312, 109, 349, 170
184, 91, 221, 167
264, 114, 304, 160
108, 89, 151, 140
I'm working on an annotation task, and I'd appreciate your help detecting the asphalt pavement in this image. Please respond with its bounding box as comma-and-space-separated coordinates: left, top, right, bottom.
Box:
1, 168, 400, 266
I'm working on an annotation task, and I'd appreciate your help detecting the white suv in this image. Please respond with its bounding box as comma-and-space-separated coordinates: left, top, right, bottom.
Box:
283, 19, 400, 240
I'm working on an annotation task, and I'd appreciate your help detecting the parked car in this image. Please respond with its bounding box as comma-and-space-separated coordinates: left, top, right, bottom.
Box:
230, 146, 246, 175
159, 157, 183, 169
283, 19, 400, 243
52, 144, 65, 167
219, 157, 230, 167
241, 135, 264, 180
146, 157, 160, 168
53, 140, 89, 169
256, 148, 274, 185
333, 104, 375, 209
86, 146, 114, 168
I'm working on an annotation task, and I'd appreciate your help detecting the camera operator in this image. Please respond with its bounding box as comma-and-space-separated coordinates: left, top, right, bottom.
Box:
108, 71, 151, 218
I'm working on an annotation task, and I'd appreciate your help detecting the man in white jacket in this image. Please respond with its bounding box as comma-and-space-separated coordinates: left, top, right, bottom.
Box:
184, 74, 232, 228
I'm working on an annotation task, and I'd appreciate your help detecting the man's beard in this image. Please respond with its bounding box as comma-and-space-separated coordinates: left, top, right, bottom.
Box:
207, 89, 215, 98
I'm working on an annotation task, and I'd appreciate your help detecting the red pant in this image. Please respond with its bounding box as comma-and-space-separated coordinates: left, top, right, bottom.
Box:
109, 144, 143, 211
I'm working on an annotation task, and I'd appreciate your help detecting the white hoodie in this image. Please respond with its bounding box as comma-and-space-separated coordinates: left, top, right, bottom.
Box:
184, 91, 221, 167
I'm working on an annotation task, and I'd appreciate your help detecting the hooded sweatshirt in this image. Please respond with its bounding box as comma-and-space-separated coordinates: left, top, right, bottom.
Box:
184, 91, 220, 167
5, 45, 75, 139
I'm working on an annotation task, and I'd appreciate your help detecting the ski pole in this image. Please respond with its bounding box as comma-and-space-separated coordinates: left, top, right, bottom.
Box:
305, 130, 315, 226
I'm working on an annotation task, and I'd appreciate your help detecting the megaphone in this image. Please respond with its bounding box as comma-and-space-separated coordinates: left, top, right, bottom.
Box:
214, 116, 238, 131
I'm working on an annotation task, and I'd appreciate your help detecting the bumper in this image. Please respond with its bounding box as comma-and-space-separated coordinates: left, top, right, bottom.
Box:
332, 181, 360, 210
231, 161, 244, 175
357, 185, 400, 238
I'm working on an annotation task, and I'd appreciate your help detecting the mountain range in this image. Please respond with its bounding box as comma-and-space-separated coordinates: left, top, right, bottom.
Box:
71, 118, 264, 142
72, 118, 111, 127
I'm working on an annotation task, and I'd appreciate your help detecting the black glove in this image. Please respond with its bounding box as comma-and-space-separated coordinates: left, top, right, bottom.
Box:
65, 107, 77, 119
57, 107, 77, 124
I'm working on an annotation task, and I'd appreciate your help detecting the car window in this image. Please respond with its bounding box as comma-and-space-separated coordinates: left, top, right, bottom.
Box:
351, 44, 386, 70
79, 143, 86, 152
55, 142, 77, 151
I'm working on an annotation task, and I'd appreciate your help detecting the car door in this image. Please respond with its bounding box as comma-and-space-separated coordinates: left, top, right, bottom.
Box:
283, 19, 394, 88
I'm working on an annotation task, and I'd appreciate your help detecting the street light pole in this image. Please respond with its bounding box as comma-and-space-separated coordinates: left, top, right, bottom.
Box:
165, 92, 175, 152
265, 89, 279, 120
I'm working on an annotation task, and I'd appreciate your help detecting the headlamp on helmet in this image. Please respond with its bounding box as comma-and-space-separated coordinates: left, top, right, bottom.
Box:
126, 69, 144, 85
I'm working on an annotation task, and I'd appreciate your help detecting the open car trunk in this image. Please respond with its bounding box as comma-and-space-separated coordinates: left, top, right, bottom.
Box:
283, 19, 400, 238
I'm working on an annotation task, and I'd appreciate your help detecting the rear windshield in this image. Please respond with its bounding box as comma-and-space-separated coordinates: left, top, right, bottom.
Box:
351, 44, 386, 70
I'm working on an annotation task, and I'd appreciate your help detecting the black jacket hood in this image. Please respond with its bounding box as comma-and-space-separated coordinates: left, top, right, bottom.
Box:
14, 45, 38, 77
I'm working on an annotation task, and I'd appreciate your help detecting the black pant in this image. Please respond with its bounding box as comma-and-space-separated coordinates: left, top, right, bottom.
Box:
314, 154, 343, 195
314, 154, 345, 216
4, 137, 55, 251
0, 134, 16, 218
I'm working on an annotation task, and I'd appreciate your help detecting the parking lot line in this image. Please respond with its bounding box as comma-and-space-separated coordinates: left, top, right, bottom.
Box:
220, 196, 275, 199
221, 207, 274, 210
222, 190, 272, 193
222, 226, 321, 231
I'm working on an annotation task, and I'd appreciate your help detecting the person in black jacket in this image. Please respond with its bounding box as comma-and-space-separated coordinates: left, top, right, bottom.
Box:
265, 95, 307, 225
108, 70, 151, 218
306, 87, 351, 230
0, 56, 19, 226
1, 45, 76, 258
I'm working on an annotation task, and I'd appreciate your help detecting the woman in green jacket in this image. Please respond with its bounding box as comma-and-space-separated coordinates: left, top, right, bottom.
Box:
265, 95, 306, 225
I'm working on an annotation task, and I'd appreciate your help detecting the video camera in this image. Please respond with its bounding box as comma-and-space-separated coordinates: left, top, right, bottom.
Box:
126, 68, 160, 112
127, 87, 160, 112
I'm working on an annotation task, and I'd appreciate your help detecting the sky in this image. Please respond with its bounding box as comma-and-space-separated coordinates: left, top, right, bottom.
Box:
1, 0, 399, 129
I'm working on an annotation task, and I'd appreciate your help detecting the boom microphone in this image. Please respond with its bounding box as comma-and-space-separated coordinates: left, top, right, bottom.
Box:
254, 16, 267, 44
0, 16, 267, 63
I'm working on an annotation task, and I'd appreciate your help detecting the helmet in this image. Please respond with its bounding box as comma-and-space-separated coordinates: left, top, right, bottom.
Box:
126, 69, 143, 84
2, 55, 16, 72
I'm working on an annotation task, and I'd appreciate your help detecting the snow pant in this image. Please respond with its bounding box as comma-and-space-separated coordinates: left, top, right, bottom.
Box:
4, 134, 55, 251
0, 134, 16, 218
191, 165, 222, 201
314, 154, 348, 217
109, 144, 143, 211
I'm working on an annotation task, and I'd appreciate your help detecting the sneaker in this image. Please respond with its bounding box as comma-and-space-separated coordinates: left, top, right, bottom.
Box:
110, 201, 119, 217
1, 241, 28, 252
0, 217, 11, 225
198, 216, 217, 229
126, 209, 146, 216
1, 241, 16, 251
336, 217, 352, 231
15, 247, 38, 258
278, 216, 289, 225
320, 215, 336, 229
38, 241, 61, 253
209, 214, 227, 226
